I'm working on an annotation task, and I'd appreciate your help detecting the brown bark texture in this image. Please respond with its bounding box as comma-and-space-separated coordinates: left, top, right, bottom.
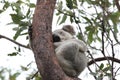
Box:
31, 0, 81, 80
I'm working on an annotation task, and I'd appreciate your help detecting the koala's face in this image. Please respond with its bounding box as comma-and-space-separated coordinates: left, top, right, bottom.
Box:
52, 29, 73, 42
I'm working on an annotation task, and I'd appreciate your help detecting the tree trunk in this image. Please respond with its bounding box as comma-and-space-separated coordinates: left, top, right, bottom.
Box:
31, 0, 81, 80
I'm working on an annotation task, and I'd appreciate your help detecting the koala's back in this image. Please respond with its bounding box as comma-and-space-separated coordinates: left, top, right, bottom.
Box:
55, 39, 87, 77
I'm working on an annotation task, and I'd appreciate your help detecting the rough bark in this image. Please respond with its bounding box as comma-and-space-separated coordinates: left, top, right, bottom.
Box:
31, 0, 80, 80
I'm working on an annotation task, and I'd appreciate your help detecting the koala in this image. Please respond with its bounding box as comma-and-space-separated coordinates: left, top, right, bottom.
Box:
53, 25, 75, 48
53, 25, 87, 77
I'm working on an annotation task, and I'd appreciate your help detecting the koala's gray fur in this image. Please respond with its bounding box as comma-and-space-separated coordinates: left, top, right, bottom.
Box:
53, 25, 87, 77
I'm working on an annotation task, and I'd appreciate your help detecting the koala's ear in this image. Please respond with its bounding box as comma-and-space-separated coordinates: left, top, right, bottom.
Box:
62, 25, 75, 35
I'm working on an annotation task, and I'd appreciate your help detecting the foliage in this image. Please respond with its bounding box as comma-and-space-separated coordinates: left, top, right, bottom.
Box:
0, 0, 35, 40
56, 0, 120, 79
0, 0, 120, 80
0, 0, 37, 79
0, 66, 41, 80
0, 0, 35, 55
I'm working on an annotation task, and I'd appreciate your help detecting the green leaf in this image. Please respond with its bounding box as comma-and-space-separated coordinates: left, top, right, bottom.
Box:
85, 25, 99, 43
8, 52, 18, 56
73, 0, 77, 6
88, 31, 93, 44
110, 12, 120, 25
96, 36, 102, 42
113, 25, 118, 33
77, 33, 83, 40
100, 63, 104, 69
103, 66, 110, 72
26, 8, 30, 17
66, 0, 73, 9
57, 16, 61, 24
21, 66, 28, 71
10, 14, 24, 24
13, 26, 26, 40
13, 27, 19, 31
0, 10, 3, 13
3, 1, 10, 10
59, 15, 67, 24
13, 29, 22, 40
30, 3, 35, 8
82, 16, 92, 25
57, 1, 63, 11
73, 0, 78, 9
70, 16, 73, 23
9, 72, 20, 80
19, 21, 29, 27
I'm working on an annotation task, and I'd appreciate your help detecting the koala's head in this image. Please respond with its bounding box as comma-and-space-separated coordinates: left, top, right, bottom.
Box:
53, 25, 75, 42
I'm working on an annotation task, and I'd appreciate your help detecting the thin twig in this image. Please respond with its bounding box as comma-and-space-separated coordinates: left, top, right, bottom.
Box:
87, 66, 97, 79
87, 50, 100, 68
115, 0, 120, 11
111, 40, 115, 79
101, 12, 111, 66
115, 67, 120, 77
0, 34, 30, 49
31, 71, 38, 79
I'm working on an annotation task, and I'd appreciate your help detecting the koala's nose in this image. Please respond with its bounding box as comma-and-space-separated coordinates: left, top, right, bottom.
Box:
52, 34, 61, 42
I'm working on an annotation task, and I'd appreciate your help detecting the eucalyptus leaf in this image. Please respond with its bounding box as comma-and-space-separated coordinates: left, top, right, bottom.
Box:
66, 0, 73, 9
59, 15, 67, 25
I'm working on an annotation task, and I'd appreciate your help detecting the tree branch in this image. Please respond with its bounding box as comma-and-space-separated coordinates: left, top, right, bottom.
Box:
115, 0, 120, 11
88, 56, 120, 66
0, 34, 30, 49
31, 0, 81, 80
